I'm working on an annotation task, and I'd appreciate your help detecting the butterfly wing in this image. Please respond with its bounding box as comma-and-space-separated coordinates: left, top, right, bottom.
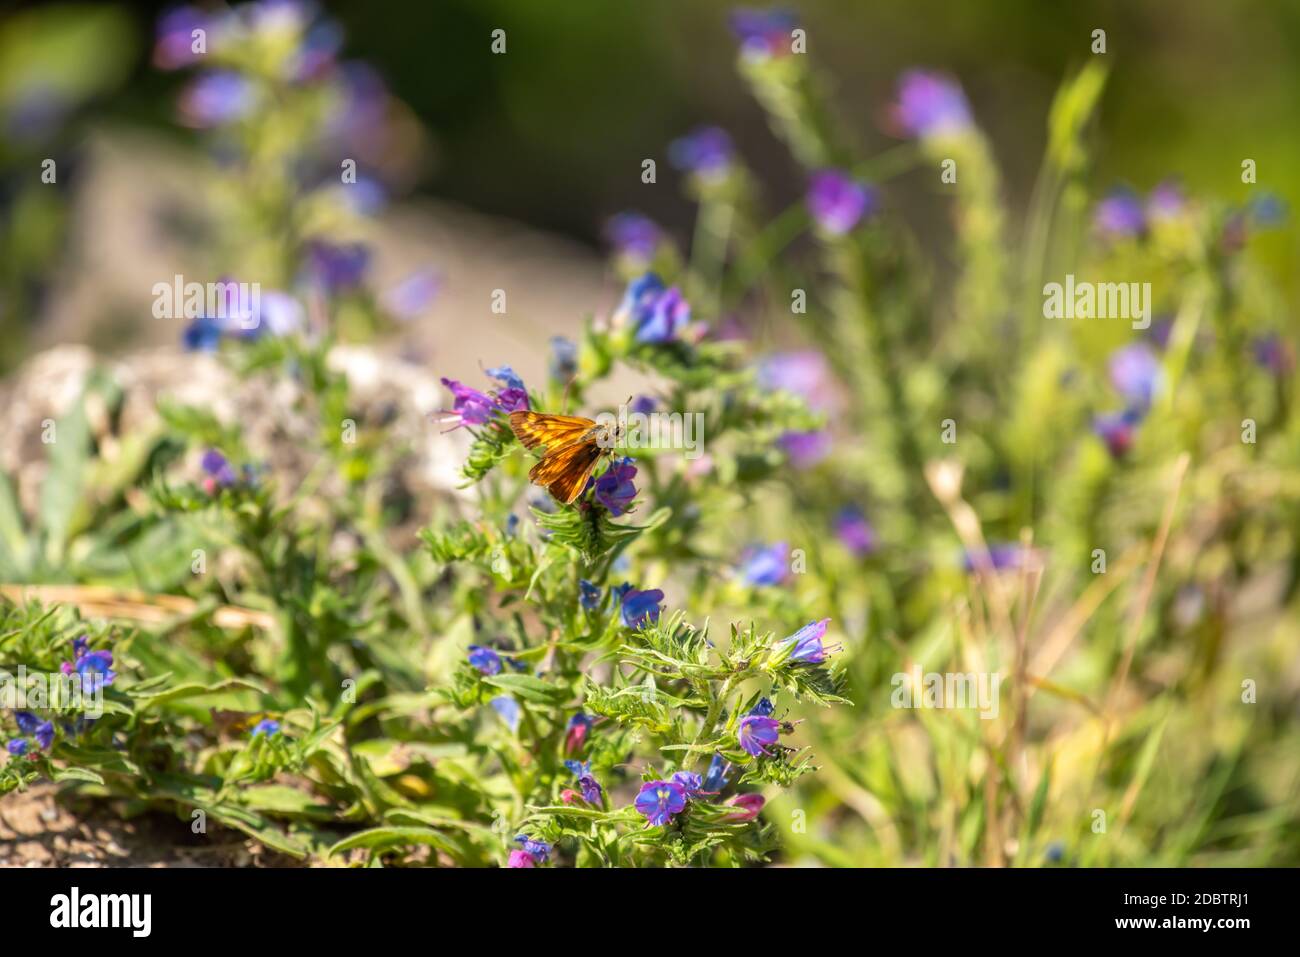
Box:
509, 410, 595, 451
530, 439, 604, 504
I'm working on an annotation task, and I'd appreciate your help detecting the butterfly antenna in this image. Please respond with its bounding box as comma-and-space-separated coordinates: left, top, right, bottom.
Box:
561, 376, 576, 414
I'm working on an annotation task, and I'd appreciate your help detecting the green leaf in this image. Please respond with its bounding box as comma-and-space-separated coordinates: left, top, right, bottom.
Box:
327, 826, 458, 857
482, 673, 565, 703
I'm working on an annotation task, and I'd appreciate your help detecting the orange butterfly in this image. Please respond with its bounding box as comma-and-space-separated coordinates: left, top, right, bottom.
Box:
509, 409, 623, 504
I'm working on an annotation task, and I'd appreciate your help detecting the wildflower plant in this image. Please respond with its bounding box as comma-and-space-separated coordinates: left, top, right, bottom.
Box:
2, 1, 1298, 872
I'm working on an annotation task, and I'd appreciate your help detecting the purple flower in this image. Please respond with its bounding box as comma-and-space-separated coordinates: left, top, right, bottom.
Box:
778, 429, 832, 468
490, 696, 521, 731
604, 213, 661, 261
700, 753, 732, 794
1253, 333, 1294, 375
487, 366, 526, 392
182, 315, 224, 352
1146, 179, 1186, 223
893, 70, 973, 138
725, 793, 766, 821
7, 739, 28, 757
1094, 188, 1146, 239
618, 274, 692, 344
630, 395, 656, 415
807, 170, 875, 235
382, 269, 440, 320
305, 240, 370, 292
565, 760, 603, 804
778, 619, 837, 664
250, 718, 280, 738
593, 458, 638, 516
670, 771, 703, 796
620, 588, 664, 629
178, 72, 256, 128
749, 697, 775, 717
154, 6, 213, 70
835, 506, 877, 557
468, 644, 503, 676
738, 715, 781, 757
507, 850, 535, 868
549, 336, 579, 382
757, 350, 835, 410
565, 712, 594, 754
729, 8, 798, 59
669, 126, 734, 179
439, 378, 497, 429
511, 835, 551, 866
578, 580, 602, 611
201, 448, 238, 489
34, 721, 54, 751
14, 712, 39, 735
256, 292, 306, 338
739, 542, 789, 586
634, 780, 688, 826
962, 543, 1026, 573
75, 650, 116, 691
1093, 409, 1141, 459
1108, 343, 1162, 410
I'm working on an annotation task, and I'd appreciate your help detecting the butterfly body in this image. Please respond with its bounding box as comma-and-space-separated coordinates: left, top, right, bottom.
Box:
509, 410, 623, 504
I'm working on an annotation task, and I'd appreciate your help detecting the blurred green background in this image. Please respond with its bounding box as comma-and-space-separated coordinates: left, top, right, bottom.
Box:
11, 0, 1300, 246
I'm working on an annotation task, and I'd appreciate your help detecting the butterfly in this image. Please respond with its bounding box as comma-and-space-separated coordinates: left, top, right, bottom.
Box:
509, 409, 623, 504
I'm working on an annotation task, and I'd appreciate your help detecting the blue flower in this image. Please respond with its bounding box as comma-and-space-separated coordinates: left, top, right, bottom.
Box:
893, 70, 973, 138
634, 780, 688, 826
738, 715, 781, 757
7, 739, 29, 757
178, 71, 256, 128
1108, 343, 1162, 410
618, 274, 691, 344
490, 696, 521, 732
487, 365, 526, 393
670, 771, 703, 796
749, 697, 775, 717
807, 170, 876, 235
14, 712, 39, 735
593, 458, 638, 516
514, 835, 552, 863
75, 650, 116, 691
669, 126, 734, 179
700, 753, 732, 794
778, 619, 837, 664
549, 336, 579, 382
1094, 188, 1146, 239
604, 213, 661, 261
305, 240, 370, 292
34, 721, 54, 751
739, 542, 789, 586
620, 588, 664, 629
250, 718, 280, 738
578, 579, 602, 611
468, 644, 503, 675
564, 760, 603, 804
182, 315, 224, 352
1093, 409, 1142, 459
835, 506, 877, 557
729, 8, 798, 59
